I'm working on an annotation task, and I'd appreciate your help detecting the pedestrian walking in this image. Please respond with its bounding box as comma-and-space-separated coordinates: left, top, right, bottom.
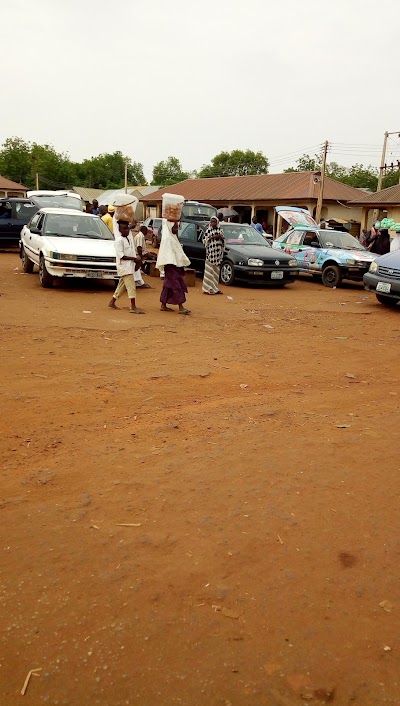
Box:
156, 220, 191, 315
108, 220, 144, 314
202, 216, 224, 295
134, 225, 152, 289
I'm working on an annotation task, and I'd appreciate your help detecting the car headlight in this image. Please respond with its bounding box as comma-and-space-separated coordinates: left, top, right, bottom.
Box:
346, 259, 356, 265
369, 260, 378, 273
51, 253, 78, 261
288, 259, 297, 267
248, 258, 263, 266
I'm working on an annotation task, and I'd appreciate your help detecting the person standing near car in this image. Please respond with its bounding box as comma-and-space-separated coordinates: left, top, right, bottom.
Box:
390, 230, 400, 252
100, 205, 114, 233
92, 199, 99, 215
202, 216, 224, 295
108, 220, 144, 314
368, 227, 390, 256
251, 216, 263, 234
133, 225, 152, 289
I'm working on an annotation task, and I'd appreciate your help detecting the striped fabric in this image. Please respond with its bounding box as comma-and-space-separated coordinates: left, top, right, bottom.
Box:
202, 261, 220, 294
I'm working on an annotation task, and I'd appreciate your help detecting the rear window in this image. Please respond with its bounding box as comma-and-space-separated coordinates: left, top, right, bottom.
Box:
31, 195, 82, 210
15, 202, 37, 220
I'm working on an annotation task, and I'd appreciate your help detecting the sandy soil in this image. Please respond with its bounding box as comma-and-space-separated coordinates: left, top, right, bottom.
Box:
1, 251, 400, 706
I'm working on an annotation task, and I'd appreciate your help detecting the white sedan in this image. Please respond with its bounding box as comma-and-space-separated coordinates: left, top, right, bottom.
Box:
20, 208, 117, 287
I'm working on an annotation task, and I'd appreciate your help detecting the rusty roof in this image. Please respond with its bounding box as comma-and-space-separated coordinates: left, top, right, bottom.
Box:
0, 175, 27, 191
140, 171, 364, 204
349, 182, 400, 206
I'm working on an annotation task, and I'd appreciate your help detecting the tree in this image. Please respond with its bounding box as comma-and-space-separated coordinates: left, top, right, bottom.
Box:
0, 137, 32, 185
198, 149, 269, 178
284, 153, 321, 173
80, 152, 145, 189
284, 153, 379, 190
152, 156, 189, 187
382, 170, 400, 189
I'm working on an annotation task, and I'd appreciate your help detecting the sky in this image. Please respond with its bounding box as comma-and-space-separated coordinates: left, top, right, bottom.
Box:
2, 0, 400, 181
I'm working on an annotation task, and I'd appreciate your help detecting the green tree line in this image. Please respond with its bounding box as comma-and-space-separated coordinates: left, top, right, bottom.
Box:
0, 137, 397, 192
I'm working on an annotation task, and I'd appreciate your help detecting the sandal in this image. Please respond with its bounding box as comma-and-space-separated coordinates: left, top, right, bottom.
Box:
161, 307, 173, 312
179, 309, 191, 315
129, 308, 145, 314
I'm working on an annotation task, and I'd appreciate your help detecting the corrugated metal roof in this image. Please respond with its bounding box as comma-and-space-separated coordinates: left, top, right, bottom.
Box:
98, 185, 160, 206
71, 187, 104, 202
0, 175, 27, 191
140, 172, 364, 204
350, 183, 400, 206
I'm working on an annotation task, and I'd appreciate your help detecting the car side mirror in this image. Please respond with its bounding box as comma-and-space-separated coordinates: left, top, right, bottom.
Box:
310, 241, 320, 248
30, 226, 41, 235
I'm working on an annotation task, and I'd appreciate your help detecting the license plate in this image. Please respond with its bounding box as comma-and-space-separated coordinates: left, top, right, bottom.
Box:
271, 271, 283, 280
376, 282, 391, 293
87, 270, 103, 278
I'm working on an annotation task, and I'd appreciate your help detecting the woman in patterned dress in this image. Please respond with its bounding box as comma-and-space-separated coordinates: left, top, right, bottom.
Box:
202, 217, 225, 295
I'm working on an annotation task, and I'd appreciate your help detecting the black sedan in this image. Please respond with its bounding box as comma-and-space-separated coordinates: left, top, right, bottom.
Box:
363, 249, 400, 306
179, 222, 299, 286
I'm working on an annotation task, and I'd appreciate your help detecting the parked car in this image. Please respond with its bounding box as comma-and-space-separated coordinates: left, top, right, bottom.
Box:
0, 198, 38, 246
0, 191, 84, 247
20, 208, 117, 288
27, 190, 83, 211
143, 217, 163, 247
273, 228, 376, 287
363, 250, 400, 306
178, 221, 299, 286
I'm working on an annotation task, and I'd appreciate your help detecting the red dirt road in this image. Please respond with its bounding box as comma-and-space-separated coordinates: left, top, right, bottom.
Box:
1, 252, 400, 705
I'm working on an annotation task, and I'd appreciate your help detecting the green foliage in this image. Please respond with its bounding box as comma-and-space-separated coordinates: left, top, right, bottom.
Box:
284, 153, 379, 190
152, 156, 189, 187
0, 137, 145, 190
198, 149, 269, 178
80, 152, 145, 189
382, 170, 400, 189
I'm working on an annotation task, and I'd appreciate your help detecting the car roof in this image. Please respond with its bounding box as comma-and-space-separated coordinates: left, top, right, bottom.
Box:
0, 197, 32, 203
36, 208, 97, 216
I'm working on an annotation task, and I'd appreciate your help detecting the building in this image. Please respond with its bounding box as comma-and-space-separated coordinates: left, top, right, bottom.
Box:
350, 183, 400, 231
0, 176, 27, 198
71, 187, 104, 206
140, 172, 365, 236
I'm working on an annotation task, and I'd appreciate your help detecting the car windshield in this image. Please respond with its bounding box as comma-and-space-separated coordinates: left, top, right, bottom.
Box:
32, 195, 82, 210
319, 230, 364, 250
43, 214, 114, 239
182, 203, 217, 220
221, 225, 269, 245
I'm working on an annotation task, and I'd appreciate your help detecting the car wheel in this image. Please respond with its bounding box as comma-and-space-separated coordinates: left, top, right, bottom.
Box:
39, 255, 54, 288
220, 260, 235, 286
321, 264, 342, 288
21, 247, 34, 273
376, 294, 398, 307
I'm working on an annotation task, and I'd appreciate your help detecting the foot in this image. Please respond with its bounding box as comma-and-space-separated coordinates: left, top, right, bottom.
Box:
129, 308, 145, 314
161, 306, 173, 312
178, 308, 191, 315
139, 283, 153, 289
108, 299, 120, 309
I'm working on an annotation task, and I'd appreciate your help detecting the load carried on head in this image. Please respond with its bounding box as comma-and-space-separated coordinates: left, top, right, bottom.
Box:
112, 193, 139, 223
162, 193, 185, 222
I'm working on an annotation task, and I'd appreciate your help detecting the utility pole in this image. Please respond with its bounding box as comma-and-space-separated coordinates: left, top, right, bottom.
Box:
315, 140, 328, 225
35, 172, 39, 190
377, 131, 389, 192
124, 161, 128, 194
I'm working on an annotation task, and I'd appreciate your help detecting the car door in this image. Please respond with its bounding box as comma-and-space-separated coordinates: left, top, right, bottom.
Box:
14, 200, 37, 241
0, 200, 15, 244
179, 222, 205, 271
297, 231, 322, 272
27, 213, 46, 264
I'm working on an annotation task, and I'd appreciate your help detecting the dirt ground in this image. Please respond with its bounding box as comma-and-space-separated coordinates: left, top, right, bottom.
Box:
1, 251, 400, 706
